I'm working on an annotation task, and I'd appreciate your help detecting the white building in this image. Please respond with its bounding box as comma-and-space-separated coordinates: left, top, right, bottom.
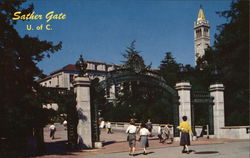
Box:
39, 61, 119, 89
38, 60, 120, 110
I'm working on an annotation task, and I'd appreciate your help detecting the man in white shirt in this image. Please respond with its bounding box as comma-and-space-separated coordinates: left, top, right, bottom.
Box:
63, 120, 67, 130
106, 121, 112, 134
99, 120, 105, 129
49, 123, 56, 139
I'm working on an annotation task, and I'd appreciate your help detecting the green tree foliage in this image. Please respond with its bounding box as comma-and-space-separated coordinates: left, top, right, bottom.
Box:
159, 52, 180, 88
159, 52, 214, 126
122, 40, 148, 73
0, 0, 62, 153
103, 42, 174, 124
159, 52, 212, 91
200, 0, 249, 125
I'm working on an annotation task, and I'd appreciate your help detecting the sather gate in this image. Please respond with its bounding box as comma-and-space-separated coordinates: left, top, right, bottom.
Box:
72, 57, 180, 148
72, 55, 225, 148
90, 68, 180, 144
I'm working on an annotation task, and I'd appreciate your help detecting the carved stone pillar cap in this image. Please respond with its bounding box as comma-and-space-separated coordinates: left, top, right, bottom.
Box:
72, 76, 90, 87
209, 83, 224, 92
175, 81, 192, 90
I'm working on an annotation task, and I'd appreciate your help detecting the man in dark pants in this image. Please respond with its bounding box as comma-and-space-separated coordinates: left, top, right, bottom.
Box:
49, 123, 56, 139
146, 119, 153, 137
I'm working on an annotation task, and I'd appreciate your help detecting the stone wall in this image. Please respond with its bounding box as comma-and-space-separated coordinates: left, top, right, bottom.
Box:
219, 127, 250, 139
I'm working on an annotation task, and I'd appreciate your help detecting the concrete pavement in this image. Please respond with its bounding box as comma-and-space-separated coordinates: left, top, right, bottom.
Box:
86, 141, 250, 158
37, 124, 249, 158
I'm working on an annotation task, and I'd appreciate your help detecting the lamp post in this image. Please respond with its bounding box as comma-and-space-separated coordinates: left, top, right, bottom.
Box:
211, 67, 220, 84
178, 64, 187, 82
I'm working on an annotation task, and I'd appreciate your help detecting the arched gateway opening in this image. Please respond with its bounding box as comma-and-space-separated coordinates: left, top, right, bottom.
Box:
90, 68, 180, 144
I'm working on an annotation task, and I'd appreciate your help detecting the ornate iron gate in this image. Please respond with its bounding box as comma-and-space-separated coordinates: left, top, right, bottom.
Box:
191, 91, 214, 135
90, 69, 180, 141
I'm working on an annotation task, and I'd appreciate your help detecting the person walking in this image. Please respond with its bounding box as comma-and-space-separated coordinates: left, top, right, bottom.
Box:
162, 124, 173, 144
157, 124, 163, 143
63, 120, 67, 130
139, 123, 150, 155
106, 121, 112, 134
126, 120, 137, 156
167, 124, 174, 143
146, 119, 153, 136
178, 116, 193, 154
49, 123, 56, 140
99, 119, 105, 129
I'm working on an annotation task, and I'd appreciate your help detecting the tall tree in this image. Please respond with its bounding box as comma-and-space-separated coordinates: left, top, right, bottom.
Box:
159, 52, 180, 88
122, 40, 147, 73
105, 42, 174, 123
201, 0, 249, 125
114, 41, 149, 122
0, 0, 62, 154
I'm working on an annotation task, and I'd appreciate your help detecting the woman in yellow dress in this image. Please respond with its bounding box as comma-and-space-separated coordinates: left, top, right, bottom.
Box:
178, 116, 193, 154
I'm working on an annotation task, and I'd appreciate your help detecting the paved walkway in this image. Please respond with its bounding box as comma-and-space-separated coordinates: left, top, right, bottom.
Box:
86, 141, 250, 158
36, 124, 249, 158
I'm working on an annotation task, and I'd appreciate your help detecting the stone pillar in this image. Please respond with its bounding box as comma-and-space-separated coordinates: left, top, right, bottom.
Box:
73, 77, 92, 148
209, 83, 225, 138
175, 82, 192, 126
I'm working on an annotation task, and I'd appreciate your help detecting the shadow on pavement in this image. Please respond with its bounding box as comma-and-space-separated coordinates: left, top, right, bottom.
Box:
145, 151, 154, 155
41, 140, 80, 156
133, 151, 155, 156
103, 141, 116, 146
194, 151, 219, 154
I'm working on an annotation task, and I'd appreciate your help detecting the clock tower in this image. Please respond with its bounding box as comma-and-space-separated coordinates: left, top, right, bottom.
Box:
194, 6, 210, 65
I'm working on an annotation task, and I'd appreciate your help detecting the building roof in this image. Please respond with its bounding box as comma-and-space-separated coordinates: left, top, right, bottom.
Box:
47, 60, 121, 75
62, 64, 76, 71
37, 60, 122, 83
197, 7, 206, 21
49, 64, 76, 75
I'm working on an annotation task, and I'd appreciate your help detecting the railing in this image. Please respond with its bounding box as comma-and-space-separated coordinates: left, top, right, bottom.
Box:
107, 122, 218, 139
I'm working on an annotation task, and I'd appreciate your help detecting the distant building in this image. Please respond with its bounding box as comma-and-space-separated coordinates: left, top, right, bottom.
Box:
38, 60, 120, 110
194, 6, 211, 65
38, 61, 120, 89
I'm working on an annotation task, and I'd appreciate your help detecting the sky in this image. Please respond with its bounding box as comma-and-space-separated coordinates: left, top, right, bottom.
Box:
15, 0, 232, 74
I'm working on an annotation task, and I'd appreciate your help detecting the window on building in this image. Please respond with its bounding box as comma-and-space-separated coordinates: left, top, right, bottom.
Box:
204, 28, 208, 37
105, 65, 108, 72
196, 29, 202, 38
70, 74, 74, 83
205, 43, 209, 48
57, 76, 59, 87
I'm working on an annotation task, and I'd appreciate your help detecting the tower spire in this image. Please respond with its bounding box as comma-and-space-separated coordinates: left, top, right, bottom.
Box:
194, 6, 210, 66
197, 6, 206, 21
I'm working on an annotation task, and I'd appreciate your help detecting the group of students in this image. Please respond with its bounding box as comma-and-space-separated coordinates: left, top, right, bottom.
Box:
126, 119, 151, 156
126, 116, 193, 156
